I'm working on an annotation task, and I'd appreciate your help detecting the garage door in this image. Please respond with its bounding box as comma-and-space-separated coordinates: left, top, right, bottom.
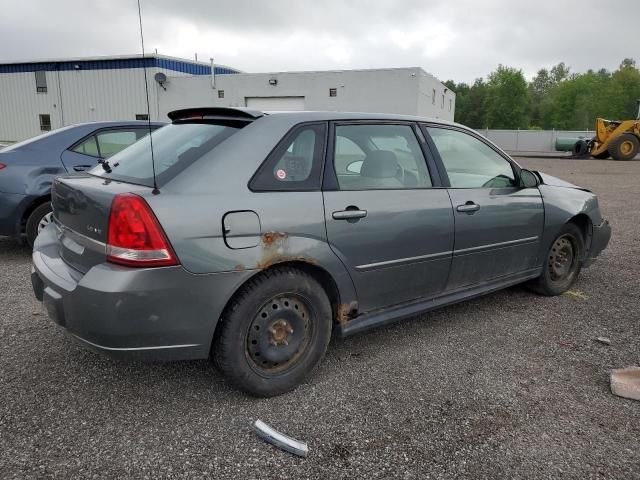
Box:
245, 96, 306, 111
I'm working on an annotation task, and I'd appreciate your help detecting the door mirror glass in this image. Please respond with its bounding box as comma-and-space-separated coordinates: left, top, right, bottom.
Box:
346, 160, 363, 174
520, 169, 539, 188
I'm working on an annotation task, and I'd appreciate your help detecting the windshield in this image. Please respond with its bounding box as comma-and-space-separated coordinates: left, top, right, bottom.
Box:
88, 123, 241, 187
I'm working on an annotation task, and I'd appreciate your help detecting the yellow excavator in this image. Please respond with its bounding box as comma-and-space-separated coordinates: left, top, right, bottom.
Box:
588, 100, 640, 160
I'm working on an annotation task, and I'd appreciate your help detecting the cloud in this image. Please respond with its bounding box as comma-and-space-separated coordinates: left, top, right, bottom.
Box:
0, 0, 637, 83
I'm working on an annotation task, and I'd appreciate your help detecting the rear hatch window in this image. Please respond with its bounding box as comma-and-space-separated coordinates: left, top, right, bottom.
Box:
88, 123, 241, 187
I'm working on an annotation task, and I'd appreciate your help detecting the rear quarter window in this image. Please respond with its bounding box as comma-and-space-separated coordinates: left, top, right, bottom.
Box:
250, 123, 327, 191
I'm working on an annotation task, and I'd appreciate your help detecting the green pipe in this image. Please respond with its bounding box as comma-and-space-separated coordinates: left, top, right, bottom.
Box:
555, 137, 584, 151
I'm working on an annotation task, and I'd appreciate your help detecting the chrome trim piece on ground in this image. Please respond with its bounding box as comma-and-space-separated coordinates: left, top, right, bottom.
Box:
251, 419, 309, 457
72, 335, 199, 351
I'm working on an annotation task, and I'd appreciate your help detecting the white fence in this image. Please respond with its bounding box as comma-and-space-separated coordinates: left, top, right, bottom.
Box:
475, 129, 595, 153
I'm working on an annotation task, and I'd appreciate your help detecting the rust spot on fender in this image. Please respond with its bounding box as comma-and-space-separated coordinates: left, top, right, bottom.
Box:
234, 264, 246, 272
262, 231, 288, 247
257, 255, 319, 270
257, 231, 317, 269
337, 301, 358, 325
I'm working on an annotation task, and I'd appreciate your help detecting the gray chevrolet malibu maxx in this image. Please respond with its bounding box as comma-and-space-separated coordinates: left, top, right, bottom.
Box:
31, 108, 611, 396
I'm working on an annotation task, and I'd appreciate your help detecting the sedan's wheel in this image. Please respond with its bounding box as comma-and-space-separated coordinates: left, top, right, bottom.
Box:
247, 294, 312, 374
214, 267, 332, 397
529, 223, 584, 296
25, 202, 53, 248
38, 211, 53, 233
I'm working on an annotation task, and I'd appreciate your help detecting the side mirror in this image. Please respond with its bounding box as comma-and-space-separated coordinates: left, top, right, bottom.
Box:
520, 169, 539, 188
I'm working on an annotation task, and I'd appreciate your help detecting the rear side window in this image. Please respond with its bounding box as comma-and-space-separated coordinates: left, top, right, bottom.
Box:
250, 123, 326, 191
334, 124, 432, 190
96, 130, 141, 159
89, 123, 241, 187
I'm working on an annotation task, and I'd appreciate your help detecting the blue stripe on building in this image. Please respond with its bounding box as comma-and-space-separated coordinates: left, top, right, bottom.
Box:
0, 57, 239, 75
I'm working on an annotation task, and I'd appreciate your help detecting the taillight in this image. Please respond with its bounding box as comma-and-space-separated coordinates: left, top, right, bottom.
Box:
106, 193, 178, 267
0, 163, 6, 170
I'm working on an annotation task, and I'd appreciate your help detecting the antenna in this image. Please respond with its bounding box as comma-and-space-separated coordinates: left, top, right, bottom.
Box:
137, 0, 159, 195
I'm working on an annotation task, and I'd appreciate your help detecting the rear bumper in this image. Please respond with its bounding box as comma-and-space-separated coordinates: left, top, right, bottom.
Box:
31, 225, 251, 361
583, 219, 611, 267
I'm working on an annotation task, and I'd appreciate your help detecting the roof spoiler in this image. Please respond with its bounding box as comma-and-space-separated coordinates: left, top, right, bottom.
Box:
167, 107, 264, 122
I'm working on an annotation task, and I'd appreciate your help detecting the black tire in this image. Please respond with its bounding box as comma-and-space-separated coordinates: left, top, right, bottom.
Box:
529, 223, 584, 296
213, 266, 332, 397
591, 150, 610, 160
572, 140, 589, 157
25, 202, 53, 248
609, 133, 639, 161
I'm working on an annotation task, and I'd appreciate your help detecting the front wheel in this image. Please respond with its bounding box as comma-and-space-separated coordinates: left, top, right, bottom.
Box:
609, 133, 639, 161
213, 267, 332, 397
529, 223, 584, 296
25, 202, 53, 248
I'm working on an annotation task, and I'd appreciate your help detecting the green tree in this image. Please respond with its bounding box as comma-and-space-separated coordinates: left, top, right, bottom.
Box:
443, 80, 472, 125
464, 78, 488, 128
610, 58, 640, 119
484, 65, 530, 129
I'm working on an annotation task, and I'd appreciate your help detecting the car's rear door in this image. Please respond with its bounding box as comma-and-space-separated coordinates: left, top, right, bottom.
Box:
323, 122, 454, 312
423, 125, 544, 290
61, 127, 153, 173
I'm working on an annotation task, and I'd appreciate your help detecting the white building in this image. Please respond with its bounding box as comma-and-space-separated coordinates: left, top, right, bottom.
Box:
0, 55, 455, 142
0, 54, 240, 141
159, 67, 455, 122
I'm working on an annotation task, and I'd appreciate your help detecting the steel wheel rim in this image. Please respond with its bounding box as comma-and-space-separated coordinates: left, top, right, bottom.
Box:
620, 140, 633, 155
37, 212, 53, 233
548, 235, 575, 282
246, 294, 313, 376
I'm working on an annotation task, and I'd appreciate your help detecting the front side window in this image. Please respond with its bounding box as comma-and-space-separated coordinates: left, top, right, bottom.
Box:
427, 127, 516, 188
334, 124, 432, 190
250, 123, 326, 191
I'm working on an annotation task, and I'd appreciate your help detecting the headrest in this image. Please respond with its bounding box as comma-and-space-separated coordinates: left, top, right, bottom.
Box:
360, 150, 398, 178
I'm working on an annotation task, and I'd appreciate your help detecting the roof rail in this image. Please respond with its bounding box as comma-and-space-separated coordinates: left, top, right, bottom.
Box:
167, 107, 264, 122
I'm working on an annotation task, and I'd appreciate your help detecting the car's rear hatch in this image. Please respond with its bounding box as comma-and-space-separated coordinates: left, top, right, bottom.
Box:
52, 175, 152, 273
50, 109, 258, 273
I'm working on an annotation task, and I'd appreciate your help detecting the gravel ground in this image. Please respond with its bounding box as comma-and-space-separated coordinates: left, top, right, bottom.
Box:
1, 158, 639, 479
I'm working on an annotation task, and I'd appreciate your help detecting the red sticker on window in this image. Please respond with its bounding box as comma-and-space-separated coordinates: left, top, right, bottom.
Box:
276, 169, 287, 180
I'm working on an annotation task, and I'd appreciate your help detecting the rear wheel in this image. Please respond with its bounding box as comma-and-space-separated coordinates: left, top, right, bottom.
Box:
25, 202, 53, 248
213, 267, 332, 397
529, 223, 584, 296
609, 133, 639, 161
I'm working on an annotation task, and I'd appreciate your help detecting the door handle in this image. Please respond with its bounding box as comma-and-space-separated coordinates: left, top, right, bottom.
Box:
73, 165, 92, 172
456, 202, 480, 214
332, 208, 367, 220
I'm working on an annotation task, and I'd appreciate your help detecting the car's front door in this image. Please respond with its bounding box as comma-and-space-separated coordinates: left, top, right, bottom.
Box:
61, 127, 152, 173
323, 122, 454, 312
424, 126, 544, 290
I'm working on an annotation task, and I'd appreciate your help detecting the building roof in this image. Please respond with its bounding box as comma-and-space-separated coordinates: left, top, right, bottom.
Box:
0, 54, 241, 76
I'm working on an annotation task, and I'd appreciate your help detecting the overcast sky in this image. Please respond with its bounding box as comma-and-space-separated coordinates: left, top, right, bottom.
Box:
0, 0, 637, 83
